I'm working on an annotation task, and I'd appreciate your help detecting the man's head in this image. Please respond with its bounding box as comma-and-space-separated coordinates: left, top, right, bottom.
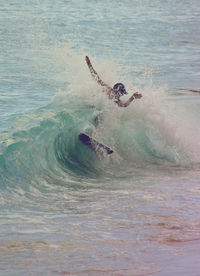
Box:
113, 83, 127, 96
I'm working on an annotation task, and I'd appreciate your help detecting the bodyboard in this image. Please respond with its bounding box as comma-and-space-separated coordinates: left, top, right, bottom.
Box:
79, 133, 113, 155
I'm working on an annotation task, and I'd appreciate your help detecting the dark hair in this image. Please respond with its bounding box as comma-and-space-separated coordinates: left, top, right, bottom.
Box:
113, 83, 127, 95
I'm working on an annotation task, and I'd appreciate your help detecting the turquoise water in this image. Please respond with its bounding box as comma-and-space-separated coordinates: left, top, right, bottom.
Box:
1, 1, 200, 275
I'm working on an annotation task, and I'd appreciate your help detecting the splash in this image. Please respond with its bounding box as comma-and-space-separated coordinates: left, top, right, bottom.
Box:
0, 47, 200, 193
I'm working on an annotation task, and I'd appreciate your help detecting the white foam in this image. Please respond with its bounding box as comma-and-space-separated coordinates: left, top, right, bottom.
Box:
50, 46, 200, 166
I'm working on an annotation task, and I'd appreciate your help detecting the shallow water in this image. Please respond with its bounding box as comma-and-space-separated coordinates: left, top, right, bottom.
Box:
0, 0, 200, 275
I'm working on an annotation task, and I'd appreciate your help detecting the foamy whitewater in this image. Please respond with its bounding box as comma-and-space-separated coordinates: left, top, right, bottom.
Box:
1, 1, 200, 275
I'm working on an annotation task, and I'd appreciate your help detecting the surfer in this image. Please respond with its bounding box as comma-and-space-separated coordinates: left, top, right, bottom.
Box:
85, 56, 142, 107
79, 56, 142, 155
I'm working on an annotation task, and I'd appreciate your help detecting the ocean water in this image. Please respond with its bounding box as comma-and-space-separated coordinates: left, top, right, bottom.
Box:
1, 0, 200, 275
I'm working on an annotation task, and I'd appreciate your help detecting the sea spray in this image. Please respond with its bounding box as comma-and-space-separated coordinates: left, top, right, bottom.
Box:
1, 49, 200, 195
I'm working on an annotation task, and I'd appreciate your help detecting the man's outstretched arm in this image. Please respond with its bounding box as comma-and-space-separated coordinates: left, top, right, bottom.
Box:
115, 92, 142, 107
85, 56, 114, 98
85, 56, 107, 86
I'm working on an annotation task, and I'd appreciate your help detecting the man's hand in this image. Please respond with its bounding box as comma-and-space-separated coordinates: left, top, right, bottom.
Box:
85, 56, 92, 67
133, 92, 142, 99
